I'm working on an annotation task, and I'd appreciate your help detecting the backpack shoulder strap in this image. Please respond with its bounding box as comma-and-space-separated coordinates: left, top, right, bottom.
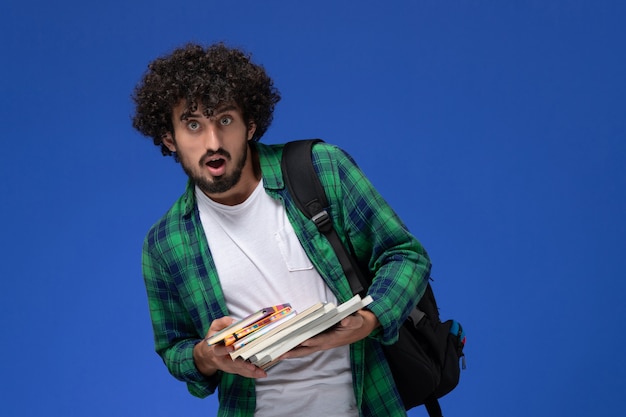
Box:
281, 139, 366, 296
281, 139, 328, 220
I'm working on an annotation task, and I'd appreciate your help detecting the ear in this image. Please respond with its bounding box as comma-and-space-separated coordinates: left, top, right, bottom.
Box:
247, 121, 257, 141
162, 132, 177, 152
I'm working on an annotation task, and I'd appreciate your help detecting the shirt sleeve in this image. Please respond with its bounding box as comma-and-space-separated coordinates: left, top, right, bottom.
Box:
142, 232, 221, 398
313, 144, 431, 345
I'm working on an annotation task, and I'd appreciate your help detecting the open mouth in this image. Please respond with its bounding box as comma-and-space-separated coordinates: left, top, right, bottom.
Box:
203, 155, 228, 177
206, 158, 225, 169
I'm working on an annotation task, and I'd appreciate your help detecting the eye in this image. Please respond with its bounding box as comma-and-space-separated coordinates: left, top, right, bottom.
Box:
187, 120, 200, 131
219, 116, 233, 126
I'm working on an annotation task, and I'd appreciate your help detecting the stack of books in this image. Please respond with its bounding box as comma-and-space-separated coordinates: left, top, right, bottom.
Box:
206, 294, 373, 370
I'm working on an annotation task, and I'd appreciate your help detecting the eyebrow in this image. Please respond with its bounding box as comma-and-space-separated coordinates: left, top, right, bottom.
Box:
214, 104, 238, 114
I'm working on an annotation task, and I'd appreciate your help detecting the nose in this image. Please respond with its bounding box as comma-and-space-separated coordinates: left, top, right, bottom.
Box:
203, 122, 222, 151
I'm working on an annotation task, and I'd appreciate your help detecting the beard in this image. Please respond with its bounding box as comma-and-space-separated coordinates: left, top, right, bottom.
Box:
179, 141, 249, 196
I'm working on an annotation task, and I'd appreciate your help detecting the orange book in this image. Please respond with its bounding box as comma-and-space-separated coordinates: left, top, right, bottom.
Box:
206, 303, 291, 345
223, 305, 293, 346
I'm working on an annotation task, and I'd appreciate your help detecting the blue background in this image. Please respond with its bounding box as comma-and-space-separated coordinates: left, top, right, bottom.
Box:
2, 1, 624, 416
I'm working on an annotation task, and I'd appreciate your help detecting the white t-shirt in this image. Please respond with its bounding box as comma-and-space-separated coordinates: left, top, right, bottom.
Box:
196, 181, 357, 417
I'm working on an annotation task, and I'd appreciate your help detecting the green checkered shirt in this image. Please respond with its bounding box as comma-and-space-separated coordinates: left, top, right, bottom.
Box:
142, 142, 431, 416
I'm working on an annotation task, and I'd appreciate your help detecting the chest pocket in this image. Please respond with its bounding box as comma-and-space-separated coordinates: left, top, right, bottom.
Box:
275, 226, 315, 272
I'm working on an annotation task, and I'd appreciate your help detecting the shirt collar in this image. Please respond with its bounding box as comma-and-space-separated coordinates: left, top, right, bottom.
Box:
256, 142, 285, 191
180, 179, 197, 217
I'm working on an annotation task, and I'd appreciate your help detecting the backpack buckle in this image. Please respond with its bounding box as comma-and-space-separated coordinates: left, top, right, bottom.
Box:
311, 210, 332, 233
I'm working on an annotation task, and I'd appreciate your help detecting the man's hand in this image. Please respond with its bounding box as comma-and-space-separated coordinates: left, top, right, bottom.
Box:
279, 309, 380, 360
193, 317, 267, 379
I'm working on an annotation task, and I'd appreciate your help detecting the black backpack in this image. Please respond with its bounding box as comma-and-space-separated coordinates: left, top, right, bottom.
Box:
281, 139, 466, 417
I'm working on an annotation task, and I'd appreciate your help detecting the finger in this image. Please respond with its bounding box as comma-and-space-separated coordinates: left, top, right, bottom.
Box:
233, 358, 267, 378
212, 343, 235, 357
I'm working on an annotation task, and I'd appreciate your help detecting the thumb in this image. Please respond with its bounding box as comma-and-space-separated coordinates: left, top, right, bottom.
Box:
340, 314, 364, 329
208, 316, 235, 336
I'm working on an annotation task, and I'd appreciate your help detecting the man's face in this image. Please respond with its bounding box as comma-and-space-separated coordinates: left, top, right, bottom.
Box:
164, 101, 257, 203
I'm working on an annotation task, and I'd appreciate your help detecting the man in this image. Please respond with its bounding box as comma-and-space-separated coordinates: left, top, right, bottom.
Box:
132, 42, 430, 417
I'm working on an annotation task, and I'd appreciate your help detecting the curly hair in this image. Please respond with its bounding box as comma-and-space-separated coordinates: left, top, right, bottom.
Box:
131, 43, 281, 156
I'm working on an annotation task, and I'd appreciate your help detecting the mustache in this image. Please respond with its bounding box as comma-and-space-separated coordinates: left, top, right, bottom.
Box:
200, 149, 231, 165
